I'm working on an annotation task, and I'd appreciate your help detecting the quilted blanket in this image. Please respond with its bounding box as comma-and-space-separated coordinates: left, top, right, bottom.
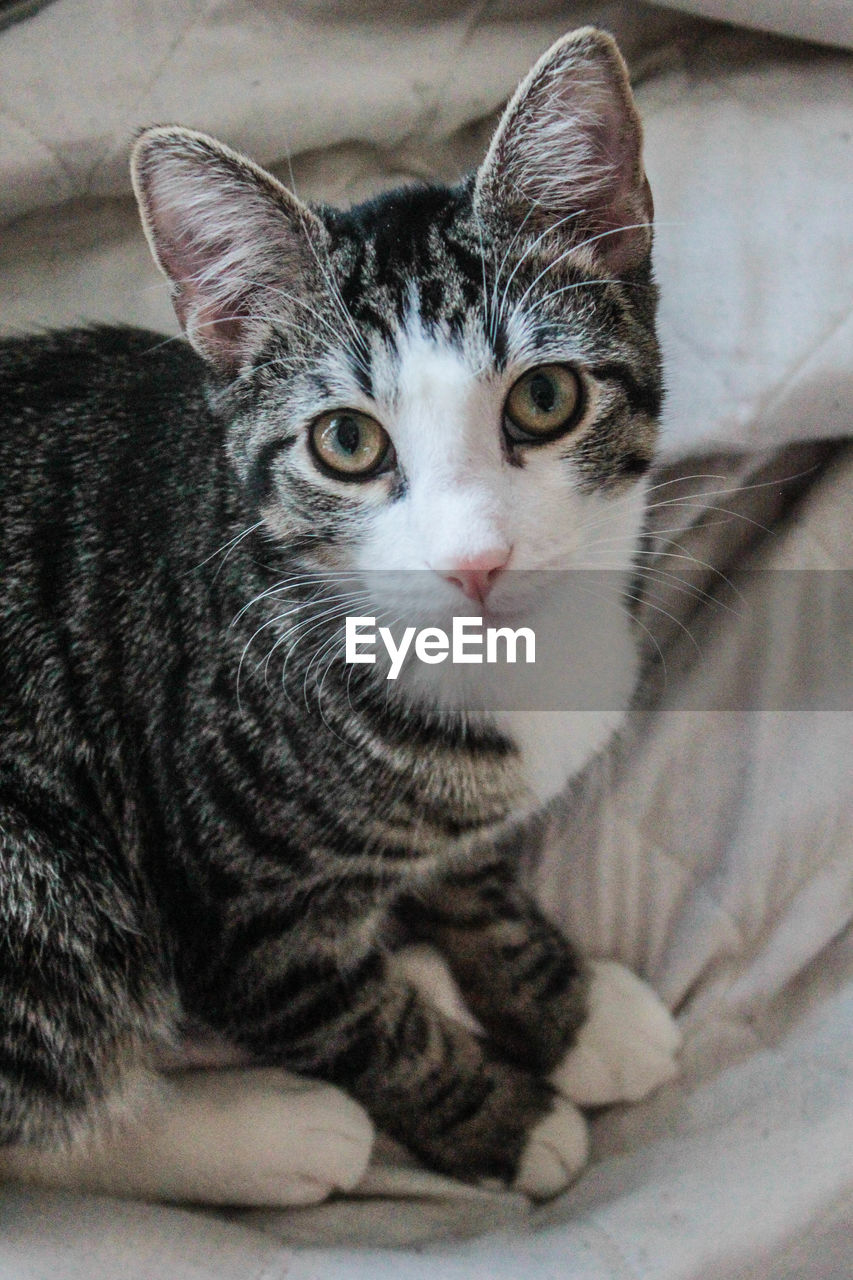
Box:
0, 2, 850, 1277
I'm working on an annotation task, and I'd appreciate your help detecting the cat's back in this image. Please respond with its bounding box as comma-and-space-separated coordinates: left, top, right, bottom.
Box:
0, 325, 205, 469
0, 327, 223, 741
0, 326, 219, 558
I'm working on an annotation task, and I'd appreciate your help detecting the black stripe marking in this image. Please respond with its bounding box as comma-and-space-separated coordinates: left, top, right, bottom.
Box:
245, 437, 297, 508
431, 1074, 496, 1136
588, 360, 661, 417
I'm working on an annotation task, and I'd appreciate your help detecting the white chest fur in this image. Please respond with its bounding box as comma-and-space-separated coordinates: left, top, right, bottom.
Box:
500, 705, 629, 809
496, 582, 640, 808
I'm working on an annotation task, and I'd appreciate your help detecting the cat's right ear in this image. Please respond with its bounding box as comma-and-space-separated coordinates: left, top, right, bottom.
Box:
131, 127, 327, 374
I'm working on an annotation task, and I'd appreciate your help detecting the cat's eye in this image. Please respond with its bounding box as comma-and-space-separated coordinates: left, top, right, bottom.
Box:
504, 364, 583, 443
310, 410, 392, 479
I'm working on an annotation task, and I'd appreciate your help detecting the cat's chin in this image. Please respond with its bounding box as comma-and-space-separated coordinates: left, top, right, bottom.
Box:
377, 572, 638, 713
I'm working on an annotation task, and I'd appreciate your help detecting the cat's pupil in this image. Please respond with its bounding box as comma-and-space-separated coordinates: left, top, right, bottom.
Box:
529, 374, 556, 412
335, 417, 361, 455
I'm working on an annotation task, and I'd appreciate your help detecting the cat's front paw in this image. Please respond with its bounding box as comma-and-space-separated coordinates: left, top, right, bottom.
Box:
549, 960, 682, 1106
512, 1096, 589, 1199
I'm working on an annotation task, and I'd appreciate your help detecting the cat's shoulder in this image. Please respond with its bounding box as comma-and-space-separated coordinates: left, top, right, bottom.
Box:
0, 325, 211, 464
0, 324, 202, 392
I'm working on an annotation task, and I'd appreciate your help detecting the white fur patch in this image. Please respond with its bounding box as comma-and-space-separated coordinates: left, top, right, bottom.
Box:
549, 960, 682, 1105
513, 1097, 589, 1199
392, 943, 484, 1035
0, 1069, 374, 1207
347, 317, 646, 799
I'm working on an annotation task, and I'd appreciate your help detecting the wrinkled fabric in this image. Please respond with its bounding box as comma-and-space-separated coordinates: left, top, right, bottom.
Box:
1, 2, 851, 1277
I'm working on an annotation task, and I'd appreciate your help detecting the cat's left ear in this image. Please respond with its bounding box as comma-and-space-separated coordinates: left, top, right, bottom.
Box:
131, 127, 328, 374
474, 28, 653, 274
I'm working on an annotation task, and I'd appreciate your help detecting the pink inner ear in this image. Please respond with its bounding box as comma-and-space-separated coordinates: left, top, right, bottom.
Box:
158, 246, 249, 372
523, 74, 646, 243
477, 34, 653, 271
144, 177, 270, 369
172, 287, 251, 367
155, 222, 257, 368
134, 136, 322, 373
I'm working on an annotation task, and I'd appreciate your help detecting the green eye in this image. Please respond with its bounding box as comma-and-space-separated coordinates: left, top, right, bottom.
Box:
504, 364, 583, 442
310, 410, 392, 479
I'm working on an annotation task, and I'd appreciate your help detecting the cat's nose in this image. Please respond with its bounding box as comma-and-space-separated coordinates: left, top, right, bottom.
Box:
439, 548, 511, 603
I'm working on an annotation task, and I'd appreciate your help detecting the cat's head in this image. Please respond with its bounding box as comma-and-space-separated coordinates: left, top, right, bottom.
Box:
131, 27, 660, 632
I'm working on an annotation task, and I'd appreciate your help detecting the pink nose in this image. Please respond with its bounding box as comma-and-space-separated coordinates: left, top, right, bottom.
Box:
439, 548, 510, 603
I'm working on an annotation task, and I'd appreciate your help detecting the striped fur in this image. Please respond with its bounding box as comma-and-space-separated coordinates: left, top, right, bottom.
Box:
0, 29, 663, 1191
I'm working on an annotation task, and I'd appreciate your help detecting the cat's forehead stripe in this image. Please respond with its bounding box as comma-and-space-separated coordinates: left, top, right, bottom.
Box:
327, 183, 490, 361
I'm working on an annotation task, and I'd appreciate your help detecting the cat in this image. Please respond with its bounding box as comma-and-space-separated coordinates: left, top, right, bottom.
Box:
0, 27, 680, 1204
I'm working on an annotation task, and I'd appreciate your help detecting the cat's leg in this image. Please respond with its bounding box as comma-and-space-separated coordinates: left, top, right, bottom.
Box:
396, 859, 681, 1107
0, 764, 170, 1168
0, 768, 371, 1206
215, 946, 589, 1199
2, 1069, 373, 1206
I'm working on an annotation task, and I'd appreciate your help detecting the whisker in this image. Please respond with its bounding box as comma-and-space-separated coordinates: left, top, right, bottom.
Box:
279, 593, 370, 700
472, 210, 492, 347
188, 520, 265, 576
513, 220, 676, 316
495, 208, 590, 328
232, 572, 363, 626
302, 620, 357, 726
622, 586, 702, 656
258, 590, 367, 668
644, 466, 818, 501
572, 578, 669, 684
488, 201, 542, 341
580, 518, 736, 551
314, 633, 357, 741
628, 565, 743, 619
645, 499, 773, 536
260, 591, 366, 684
235, 584, 365, 710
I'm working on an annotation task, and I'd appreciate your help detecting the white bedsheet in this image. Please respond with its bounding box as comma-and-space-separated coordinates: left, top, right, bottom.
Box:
1, 2, 850, 1277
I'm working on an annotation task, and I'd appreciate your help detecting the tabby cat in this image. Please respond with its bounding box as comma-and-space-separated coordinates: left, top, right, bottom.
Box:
0, 28, 680, 1203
